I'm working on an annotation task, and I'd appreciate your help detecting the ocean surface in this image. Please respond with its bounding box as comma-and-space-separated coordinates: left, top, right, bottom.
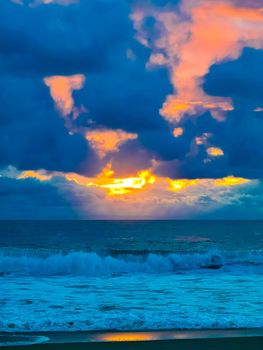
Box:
1, 220, 263, 333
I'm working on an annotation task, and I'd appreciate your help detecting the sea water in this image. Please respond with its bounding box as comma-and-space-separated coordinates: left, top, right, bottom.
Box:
1, 220, 263, 332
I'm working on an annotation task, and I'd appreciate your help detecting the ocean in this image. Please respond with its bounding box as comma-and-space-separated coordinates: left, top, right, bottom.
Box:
1, 220, 263, 333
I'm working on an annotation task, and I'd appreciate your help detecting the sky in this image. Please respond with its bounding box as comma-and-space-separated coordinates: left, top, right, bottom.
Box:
1, 0, 263, 219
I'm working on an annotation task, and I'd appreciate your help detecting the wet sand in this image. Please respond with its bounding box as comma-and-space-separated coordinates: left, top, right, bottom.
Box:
1, 329, 263, 349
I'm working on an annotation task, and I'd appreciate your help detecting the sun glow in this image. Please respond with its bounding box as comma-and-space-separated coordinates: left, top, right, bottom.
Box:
65, 164, 156, 195
17, 166, 251, 199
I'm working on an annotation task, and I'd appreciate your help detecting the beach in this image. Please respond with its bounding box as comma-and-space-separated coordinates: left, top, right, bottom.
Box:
2, 329, 263, 350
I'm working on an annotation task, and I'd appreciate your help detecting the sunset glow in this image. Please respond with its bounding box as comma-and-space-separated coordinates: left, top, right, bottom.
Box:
17, 167, 251, 197
65, 164, 156, 195
1, 0, 262, 219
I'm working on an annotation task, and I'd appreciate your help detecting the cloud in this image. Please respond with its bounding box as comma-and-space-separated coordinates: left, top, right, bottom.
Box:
0, 0, 148, 176
203, 48, 263, 178
132, 0, 263, 123
0, 0, 178, 175
0, 176, 79, 219
0, 74, 96, 173
44, 74, 85, 117
207, 147, 224, 157
54, 174, 262, 219
0, 0, 133, 76
173, 127, 184, 137
199, 180, 263, 219
10, 166, 255, 218
18, 170, 52, 181
85, 128, 138, 158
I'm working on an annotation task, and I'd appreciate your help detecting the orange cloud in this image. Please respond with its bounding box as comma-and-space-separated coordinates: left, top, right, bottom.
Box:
44, 74, 85, 117
18, 170, 52, 181
85, 129, 138, 158
207, 147, 224, 157
214, 176, 250, 187
173, 127, 184, 137
169, 179, 198, 191
132, 0, 263, 123
169, 176, 250, 192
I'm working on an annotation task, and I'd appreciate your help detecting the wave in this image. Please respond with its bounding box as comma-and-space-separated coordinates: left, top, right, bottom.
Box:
1, 249, 263, 276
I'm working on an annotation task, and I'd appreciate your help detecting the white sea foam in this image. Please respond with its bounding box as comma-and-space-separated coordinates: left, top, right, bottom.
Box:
2, 272, 263, 332
2, 249, 263, 333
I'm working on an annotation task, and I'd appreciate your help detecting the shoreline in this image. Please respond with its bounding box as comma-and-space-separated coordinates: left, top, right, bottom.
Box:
1, 328, 263, 349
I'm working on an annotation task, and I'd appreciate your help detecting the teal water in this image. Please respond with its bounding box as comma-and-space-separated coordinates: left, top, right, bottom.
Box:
1, 220, 263, 253
1, 220, 263, 333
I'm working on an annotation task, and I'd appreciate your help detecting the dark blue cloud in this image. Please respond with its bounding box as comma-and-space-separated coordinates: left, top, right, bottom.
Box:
154, 48, 263, 179
0, 0, 137, 174
203, 48, 263, 179
0, 177, 79, 219
0, 74, 98, 174
0, 0, 132, 76
198, 181, 263, 220
0, 0, 192, 175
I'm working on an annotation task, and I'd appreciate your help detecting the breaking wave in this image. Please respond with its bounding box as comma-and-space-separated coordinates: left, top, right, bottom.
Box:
1, 249, 263, 276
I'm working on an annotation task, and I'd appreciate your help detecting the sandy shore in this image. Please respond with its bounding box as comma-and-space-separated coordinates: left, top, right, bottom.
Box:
1, 329, 263, 349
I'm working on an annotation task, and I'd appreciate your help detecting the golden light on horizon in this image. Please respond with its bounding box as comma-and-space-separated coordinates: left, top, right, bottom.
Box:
17, 167, 251, 197
65, 164, 156, 195
169, 176, 250, 192
214, 176, 250, 187
169, 179, 198, 191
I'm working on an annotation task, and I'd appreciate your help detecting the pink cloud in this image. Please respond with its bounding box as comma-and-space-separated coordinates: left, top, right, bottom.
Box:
44, 74, 85, 117
132, 0, 263, 123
